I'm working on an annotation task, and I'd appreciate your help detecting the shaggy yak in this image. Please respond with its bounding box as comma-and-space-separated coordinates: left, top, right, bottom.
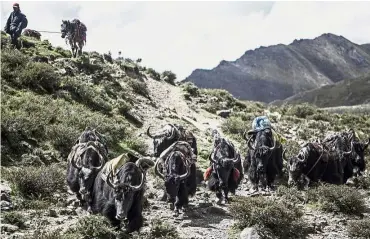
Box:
244, 128, 283, 192
91, 153, 154, 232
154, 141, 197, 216
284, 142, 343, 189
205, 134, 243, 204
66, 128, 108, 212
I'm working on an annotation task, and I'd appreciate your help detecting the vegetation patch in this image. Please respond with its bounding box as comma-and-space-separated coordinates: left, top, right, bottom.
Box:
307, 184, 366, 215
347, 218, 370, 239
2, 211, 27, 229
230, 196, 311, 239
148, 219, 180, 239
3, 164, 65, 200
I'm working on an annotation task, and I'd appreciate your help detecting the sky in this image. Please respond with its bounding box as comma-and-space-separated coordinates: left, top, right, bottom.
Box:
1, 1, 370, 80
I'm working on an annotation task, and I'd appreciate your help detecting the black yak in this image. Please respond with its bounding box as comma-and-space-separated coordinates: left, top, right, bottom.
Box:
91, 153, 154, 232
147, 124, 198, 157
66, 128, 108, 211
154, 141, 197, 216
205, 131, 243, 204
284, 142, 343, 189
244, 128, 284, 192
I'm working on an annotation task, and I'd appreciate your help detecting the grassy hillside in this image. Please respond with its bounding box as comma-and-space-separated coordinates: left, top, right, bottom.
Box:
271, 73, 370, 107
1, 32, 370, 239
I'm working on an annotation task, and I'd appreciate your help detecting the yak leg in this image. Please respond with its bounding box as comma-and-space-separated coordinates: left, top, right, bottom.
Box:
215, 190, 223, 205
126, 200, 143, 233
175, 183, 189, 214
222, 188, 229, 204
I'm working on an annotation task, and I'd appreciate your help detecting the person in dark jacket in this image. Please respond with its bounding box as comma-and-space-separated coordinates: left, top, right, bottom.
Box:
4, 3, 28, 49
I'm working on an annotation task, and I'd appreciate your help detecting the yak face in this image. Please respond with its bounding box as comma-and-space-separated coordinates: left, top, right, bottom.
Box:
287, 155, 306, 186
147, 125, 178, 157
349, 139, 369, 175
72, 146, 104, 199
60, 20, 70, 38
248, 129, 276, 176
106, 163, 145, 220
210, 138, 239, 188
155, 151, 190, 202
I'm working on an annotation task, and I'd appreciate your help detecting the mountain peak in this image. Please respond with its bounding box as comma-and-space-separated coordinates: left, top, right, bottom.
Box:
184, 34, 370, 103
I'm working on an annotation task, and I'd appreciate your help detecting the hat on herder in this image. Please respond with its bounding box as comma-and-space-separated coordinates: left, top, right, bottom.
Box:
13, 3, 19, 8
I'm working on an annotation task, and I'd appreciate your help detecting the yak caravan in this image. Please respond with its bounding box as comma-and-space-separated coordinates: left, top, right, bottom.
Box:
1, 1, 370, 239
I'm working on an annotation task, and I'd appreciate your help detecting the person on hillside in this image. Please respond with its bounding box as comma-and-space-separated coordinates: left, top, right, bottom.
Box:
4, 3, 28, 49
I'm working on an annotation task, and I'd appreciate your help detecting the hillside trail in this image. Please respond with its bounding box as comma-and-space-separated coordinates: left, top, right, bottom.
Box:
138, 76, 225, 152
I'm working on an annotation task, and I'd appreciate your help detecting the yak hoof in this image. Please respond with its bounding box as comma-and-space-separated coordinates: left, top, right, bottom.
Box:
173, 209, 180, 217
169, 203, 175, 210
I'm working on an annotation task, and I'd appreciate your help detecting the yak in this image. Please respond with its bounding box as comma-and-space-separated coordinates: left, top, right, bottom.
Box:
66, 128, 108, 211
284, 142, 344, 188
205, 136, 243, 204
147, 124, 198, 157
323, 129, 369, 183
154, 141, 197, 216
91, 154, 154, 232
244, 128, 283, 192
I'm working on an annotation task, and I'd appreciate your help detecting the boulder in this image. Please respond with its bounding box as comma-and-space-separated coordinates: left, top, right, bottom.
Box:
240, 227, 260, 239
216, 109, 232, 118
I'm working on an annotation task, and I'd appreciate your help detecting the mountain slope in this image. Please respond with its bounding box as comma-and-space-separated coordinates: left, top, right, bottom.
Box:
184, 33, 370, 103
270, 73, 370, 107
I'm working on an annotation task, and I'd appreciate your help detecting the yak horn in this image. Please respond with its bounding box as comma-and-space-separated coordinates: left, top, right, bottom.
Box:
71, 156, 82, 169
129, 171, 145, 191
233, 153, 241, 164
242, 130, 248, 140
365, 138, 370, 148
136, 158, 155, 171
147, 126, 154, 138
343, 141, 354, 155
247, 136, 255, 150
179, 164, 190, 181
154, 158, 165, 179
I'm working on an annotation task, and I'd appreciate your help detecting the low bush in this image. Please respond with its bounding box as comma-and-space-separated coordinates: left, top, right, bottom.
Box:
182, 82, 199, 97
64, 215, 117, 239
307, 184, 366, 215
3, 164, 65, 200
2, 211, 27, 229
148, 219, 180, 239
230, 196, 310, 239
161, 70, 177, 85
347, 218, 370, 239
286, 104, 317, 119
127, 78, 150, 98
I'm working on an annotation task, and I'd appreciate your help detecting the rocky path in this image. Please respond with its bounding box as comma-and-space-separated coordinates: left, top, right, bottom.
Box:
137, 76, 224, 153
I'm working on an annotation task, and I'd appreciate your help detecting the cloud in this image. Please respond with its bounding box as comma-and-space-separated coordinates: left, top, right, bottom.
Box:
1, 1, 370, 80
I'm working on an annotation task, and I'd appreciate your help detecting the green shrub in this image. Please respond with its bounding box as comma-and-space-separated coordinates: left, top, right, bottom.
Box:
19, 62, 61, 93
3, 164, 65, 200
286, 104, 317, 118
161, 70, 177, 85
308, 184, 366, 215
182, 82, 199, 97
148, 219, 180, 239
127, 78, 150, 98
146, 68, 161, 81
222, 116, 248, 136
64, 215, 117, 239
347, 218, 370, 239
3, 212, 27, 229
1, 91, 128, 162
230, 196, 310, 239
121, 137, 148, 155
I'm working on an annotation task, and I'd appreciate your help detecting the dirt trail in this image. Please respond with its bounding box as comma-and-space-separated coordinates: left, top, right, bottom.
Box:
138, 76, 225, 152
